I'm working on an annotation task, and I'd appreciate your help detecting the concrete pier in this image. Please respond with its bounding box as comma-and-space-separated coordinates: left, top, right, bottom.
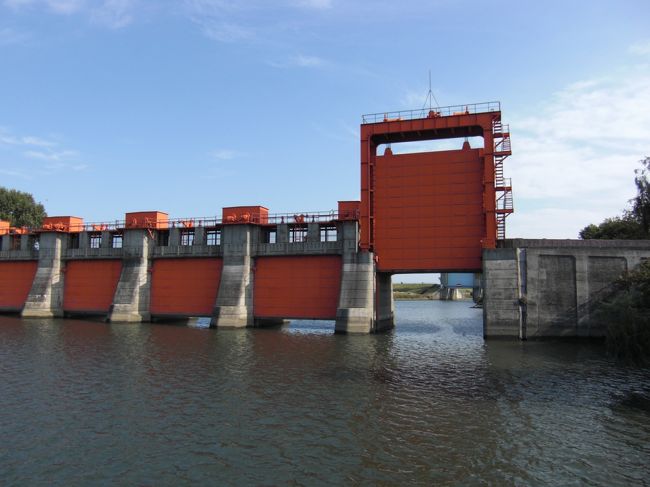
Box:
211, 225, 255, 329
22, 232, 65, 318
375, 272, 394, 331
108, 229, 152, 323
335, 251, 375, 334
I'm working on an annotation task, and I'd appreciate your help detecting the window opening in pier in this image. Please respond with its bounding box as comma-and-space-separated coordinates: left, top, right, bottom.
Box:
29, 235, 39, 251
112, 233, 123, 249
206, 229, 221, 246
69, 233, 79, 249
157, 230, 169, 247
90, 233, 102, 249
180, 229, 195, 246
376, 136, 483, 156
262, 227, 277, 244
289, 225, 307, 243
320, 225, 337, 242
11, 235, 21, 250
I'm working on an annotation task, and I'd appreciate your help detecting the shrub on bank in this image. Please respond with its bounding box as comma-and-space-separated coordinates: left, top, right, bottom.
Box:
591, 261, 650, 366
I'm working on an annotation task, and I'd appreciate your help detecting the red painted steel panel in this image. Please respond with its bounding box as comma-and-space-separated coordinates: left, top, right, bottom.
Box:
150, 258, 222, 316
254, 256, 341, 319
360, 111, 498, 268
374, 149, 485, 272
63, 260, 122, 312
0, 261, 37, 309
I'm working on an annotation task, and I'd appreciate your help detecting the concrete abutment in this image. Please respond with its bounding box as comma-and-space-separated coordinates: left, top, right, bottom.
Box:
483, 239, 650, 339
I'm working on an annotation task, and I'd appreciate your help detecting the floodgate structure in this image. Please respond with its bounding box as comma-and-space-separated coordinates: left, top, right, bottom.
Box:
2, 102, 650, 338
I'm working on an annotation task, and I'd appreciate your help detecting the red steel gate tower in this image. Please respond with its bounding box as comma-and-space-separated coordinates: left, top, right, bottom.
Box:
360, 102, 512, 273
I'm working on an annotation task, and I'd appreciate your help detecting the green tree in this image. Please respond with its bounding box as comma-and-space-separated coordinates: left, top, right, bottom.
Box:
589, 260, 650, 365
632, 156, 650, 233
580, 156, 650, 240
579, 217, 646, 240
0, 187, 47, 228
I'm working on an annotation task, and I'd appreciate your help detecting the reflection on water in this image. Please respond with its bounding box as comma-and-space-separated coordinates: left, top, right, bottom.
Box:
0, 301, 648, 485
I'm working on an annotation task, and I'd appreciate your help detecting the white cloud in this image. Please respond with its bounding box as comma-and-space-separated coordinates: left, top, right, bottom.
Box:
211, 149, 241, 160
268, 54, 328, 69
292, 0, 332, 9
3, 0, 136, 28
0, 130, 57, 147
20, 135, 56, 147
42, 160, 87, 171
182, 0, 336, 43
183, 0, 254, 42
24, 149, 77, 161
508, 67, 650, 238
0, 127, 87, 176
4, 0, 84, 14
3, 0, 330, 38
201, 21, 252, 42
292, 54, 324, 67
45, 0, 83, 14
0, 168, 30, 178
629, 40, 650, 56
400, 89, 429, 109
0, 26, 30, 45
91, 0, 136, 29
506, 207, 608, 240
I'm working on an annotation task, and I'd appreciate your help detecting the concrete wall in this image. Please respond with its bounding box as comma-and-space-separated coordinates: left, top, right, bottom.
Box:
484, 239, 650, 338
482, 248, 523, 338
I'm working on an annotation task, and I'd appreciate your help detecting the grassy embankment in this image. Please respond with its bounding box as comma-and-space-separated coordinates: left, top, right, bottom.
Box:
393, 283, 440, 300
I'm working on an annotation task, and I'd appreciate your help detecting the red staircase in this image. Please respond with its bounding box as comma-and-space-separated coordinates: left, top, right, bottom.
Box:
492, 120, 513, 240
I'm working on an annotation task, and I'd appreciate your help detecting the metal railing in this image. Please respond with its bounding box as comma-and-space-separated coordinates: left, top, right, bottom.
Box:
362, 101, 501, 124
495, 177, 512, 189
266, 210, 339, 225
65, 248, 124, 259
495, 136, 511, 153
164, 216, 222, 228
9, 209, 351, 236
0, 249, 38, 260
496, 190, 514, 212
492, 121, 510, 134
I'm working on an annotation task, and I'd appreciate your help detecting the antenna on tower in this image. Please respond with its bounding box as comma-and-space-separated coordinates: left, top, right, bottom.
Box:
423, 70, 439, 110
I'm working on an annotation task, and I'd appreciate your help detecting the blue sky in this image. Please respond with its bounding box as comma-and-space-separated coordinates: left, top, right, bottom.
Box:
1, 0, 650, 274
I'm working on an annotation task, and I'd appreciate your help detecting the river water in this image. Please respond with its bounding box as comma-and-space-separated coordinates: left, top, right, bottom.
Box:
0, 300, 648, 486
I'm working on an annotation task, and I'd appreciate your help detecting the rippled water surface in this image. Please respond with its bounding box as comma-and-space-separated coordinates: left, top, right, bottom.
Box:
1, 300, 649, 486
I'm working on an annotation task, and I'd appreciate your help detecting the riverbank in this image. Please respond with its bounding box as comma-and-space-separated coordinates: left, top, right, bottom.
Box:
393, 283, 440, 300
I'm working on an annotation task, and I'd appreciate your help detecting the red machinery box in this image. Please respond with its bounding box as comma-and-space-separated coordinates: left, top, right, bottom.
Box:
338, 201, 360, 220
222, 206, 269, 224
125, 211, 169, 229
41, 216, 84, 232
